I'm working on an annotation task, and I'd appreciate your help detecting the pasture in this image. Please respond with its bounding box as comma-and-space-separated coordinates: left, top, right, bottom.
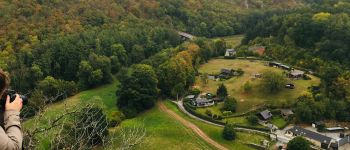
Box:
194, 59, 320, 113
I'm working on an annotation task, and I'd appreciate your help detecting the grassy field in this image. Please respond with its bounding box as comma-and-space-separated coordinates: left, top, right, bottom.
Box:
114, 103, 216, 150
270, 117, 288, 129
195, 59, 321, 113
163, 101, 269, 150
212, 35, 244, 48
23, 80, 120, 149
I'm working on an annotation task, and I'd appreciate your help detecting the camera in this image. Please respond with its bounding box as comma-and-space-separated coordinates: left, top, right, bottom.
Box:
0, 89, 28, 107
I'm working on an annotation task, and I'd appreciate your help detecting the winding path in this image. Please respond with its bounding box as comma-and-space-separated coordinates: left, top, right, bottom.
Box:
158, 101, 229, 150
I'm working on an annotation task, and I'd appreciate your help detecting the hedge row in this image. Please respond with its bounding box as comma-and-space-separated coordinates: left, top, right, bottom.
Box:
183, 102, 226, 126
183, 103, 270, 132
233, 124, 270, 132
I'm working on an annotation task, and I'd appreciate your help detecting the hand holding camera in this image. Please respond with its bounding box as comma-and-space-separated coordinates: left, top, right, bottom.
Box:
0, 89, 28, 111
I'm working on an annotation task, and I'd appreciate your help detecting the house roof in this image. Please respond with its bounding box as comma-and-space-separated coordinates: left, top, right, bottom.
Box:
195, 98, 212, 103
221, 68, 232, 74
178, 31, 195, 40
280, 65, 290, 69
287, 126, 332, 144
185, 95, 196, 99
259, 110, 273, 120
290, 70, 305, 76
226, 49, 236, 52
281, 109, 294, 116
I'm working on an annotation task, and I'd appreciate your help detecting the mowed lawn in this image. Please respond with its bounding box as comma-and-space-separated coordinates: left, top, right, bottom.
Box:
163, 101, 269, 150
195, 59, 321, 113
23, 80, 120, 149
212, 35, 244, 48
114, 103, 215, 150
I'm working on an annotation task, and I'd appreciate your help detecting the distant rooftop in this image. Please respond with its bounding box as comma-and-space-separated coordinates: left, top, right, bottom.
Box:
287, 126, 332, 145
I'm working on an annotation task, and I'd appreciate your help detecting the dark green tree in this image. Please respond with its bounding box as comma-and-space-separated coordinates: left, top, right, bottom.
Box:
287, 136, 310, 150
117, 64, 158, 118
216, 84, 228, 99
222, 124, 236, 141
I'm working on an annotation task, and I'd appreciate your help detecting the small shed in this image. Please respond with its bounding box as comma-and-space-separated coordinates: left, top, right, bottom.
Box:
185, 95, 196, 100
289, 69, 305, 78
280, 64, 291, 70
281, 109, 294, 118
221, 68, 234, 75
312, 121, 325, 128
225, 49, 236, 57
285, 83, 295, 89
259, 109, 273, 120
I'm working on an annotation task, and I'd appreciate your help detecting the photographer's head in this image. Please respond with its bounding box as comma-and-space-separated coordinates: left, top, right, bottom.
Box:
0, 70, 23, 112
0, 70, 9, 98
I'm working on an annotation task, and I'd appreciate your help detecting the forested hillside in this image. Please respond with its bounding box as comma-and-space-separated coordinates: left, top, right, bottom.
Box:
238, 0, 350, 122
3, 0, 350, 149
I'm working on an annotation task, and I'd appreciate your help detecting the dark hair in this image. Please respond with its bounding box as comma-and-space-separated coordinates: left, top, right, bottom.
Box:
0, 70, 9, 97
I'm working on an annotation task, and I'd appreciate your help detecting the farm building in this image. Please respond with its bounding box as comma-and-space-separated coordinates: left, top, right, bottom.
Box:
178, 31, 195, 40
192, 97, 214, 107
258, 109, 273, 120
225, 49, 236, 57
280, 109, 294, 118
286, 126, 333, 149
289, 69, 305, 78
185, 95, 196, 100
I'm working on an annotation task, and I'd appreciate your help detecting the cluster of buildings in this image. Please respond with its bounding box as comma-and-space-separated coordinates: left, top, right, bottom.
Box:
224, 46, 266, 58
268, 61, 305, 79
185, 93, 223, 107
286, 126, 350, 150
207, 68, 240, 81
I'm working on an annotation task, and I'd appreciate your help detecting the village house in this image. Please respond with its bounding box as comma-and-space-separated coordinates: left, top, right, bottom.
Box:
185, 95, 196, 101
192, 97, 214, 107
218, 68, 235, 79
280, 109, 294, 118
178, 31, 195, 41
286, 126, 333, 149
258, 109, 273, 120
289, 69, 305, 79
224, 49, 236, 58
248, 46, 265, 56
286, 126, 350, 150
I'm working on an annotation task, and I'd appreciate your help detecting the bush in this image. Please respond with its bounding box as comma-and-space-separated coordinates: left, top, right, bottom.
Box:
205, 109, 212, 117
287, 136, 310, 150
236, 68, 244, 76
303, 75, 311, 80
222, 97, 237, 112
183, 103, 226, 125
247, 114, 259, 125
107, 111, 125, 127
243, 81, 252, 93
222, 124, 236, 141
223, 111, 233, 116
190, 88, 201, 95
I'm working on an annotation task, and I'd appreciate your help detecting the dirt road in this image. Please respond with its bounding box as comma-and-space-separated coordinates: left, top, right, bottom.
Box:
158, 102, 229, 150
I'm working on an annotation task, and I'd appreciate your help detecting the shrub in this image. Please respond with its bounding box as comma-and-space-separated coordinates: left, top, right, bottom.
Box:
222, 97, 237, 112
223, 111, 233, 116
205, 109, 212, 117
247, 114, 259, 125
236, 68, 244, 76
222, 124, 236, 141
190, 88, 201, 95
287, 136, 310, 150
243, 81, 252, 93
107, 111, 125, 127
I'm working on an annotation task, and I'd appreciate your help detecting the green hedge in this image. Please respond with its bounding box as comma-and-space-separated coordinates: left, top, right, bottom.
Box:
183, 103, 226, 126
233, 124, 270, 132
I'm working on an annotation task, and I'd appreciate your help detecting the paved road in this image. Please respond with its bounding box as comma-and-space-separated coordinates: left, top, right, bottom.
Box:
173, 101, 271, 136
158, 101, 229, 150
